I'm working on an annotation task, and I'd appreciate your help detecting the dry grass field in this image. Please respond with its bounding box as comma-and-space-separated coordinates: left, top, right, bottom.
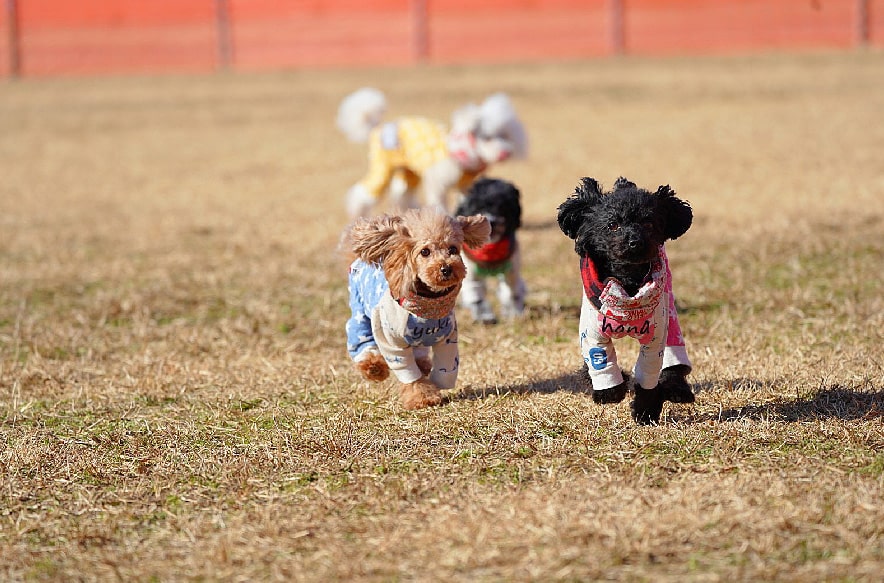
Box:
2, 50, 883, 581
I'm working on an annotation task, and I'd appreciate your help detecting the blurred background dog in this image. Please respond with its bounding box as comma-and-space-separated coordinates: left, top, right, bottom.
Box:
455, 177, 526, 324
337, 88, 527, 218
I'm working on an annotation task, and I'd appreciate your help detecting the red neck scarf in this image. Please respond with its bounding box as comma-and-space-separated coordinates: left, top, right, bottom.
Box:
580, 247, 666, 318
463, 235, 514, 267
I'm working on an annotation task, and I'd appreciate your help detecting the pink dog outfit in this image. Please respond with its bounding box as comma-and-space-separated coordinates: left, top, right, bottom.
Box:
578, 247, 691, 392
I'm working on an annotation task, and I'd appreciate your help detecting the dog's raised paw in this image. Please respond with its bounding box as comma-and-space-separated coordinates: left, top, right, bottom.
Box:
631, 385, 664, 425
356, 352, 390, 382
658, 366, 695, 403
400, 379, 443, 410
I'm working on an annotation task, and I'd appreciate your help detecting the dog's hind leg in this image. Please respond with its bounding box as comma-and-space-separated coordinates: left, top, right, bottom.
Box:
346, 183, 378, 218
387, 170, 421, 213
421, 158, 462, 214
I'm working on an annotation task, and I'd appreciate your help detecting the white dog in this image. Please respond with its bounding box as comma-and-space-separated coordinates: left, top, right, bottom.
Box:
336, 88, 527, 218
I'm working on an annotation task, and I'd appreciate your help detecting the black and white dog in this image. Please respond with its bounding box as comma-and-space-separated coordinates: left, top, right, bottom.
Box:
455, 178, 526, 324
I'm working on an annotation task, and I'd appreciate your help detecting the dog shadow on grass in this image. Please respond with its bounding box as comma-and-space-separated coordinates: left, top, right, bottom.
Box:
454, 369, 591, 402
454, 374, 883, 424
680, 381, 883, 423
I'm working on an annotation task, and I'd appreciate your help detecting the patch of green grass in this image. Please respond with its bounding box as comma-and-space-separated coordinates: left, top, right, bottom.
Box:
858, 455, 884, 477
232, 398, 264, 412
25, 558, 61, 581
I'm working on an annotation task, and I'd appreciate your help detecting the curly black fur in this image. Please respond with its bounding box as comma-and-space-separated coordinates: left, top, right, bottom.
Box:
558, 177, 694, 424
456, 177, 522, 244
558, 176, 692, 295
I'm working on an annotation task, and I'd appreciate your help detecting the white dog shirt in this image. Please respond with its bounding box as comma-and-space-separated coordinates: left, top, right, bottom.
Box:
578, 247, 669, 391
346, 260, 460, 388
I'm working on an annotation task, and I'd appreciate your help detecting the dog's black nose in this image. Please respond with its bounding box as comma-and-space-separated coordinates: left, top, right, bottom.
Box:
440, 265, 453, 278
626, 231, 644, 249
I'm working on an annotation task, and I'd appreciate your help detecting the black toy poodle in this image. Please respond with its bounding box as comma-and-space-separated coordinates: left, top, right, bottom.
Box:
455, 177, 526, 324
557, 176, 695, 424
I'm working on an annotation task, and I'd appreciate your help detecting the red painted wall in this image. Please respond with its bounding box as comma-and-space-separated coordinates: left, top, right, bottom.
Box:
0, 0, 881, 77
627, 0, 859, 54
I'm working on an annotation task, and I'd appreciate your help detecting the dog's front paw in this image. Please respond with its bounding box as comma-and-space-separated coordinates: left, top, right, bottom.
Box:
400, 379, 443, 410
592, 382, 629, 404
499, 298, 525, 320
657, 365, 695, 403
631, 384, 664, 425
582, 364, 629, 403
356, 352, 390, 382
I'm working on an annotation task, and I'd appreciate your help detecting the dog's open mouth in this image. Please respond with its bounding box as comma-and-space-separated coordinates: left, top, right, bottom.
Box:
414, 278, 456, 299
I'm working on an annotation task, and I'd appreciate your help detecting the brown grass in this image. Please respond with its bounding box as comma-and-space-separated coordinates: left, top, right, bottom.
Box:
2, 50, 883, 582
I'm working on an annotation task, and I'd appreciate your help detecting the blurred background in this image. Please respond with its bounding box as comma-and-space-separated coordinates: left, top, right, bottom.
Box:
2, 0, 882, 78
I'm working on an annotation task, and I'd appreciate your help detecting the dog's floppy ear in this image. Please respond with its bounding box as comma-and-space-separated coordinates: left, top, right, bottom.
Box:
655, 185, 693, 240
557, 177, 603, 240
347, 214, 411, 264
456, 214, 491, 248
478, 93, 528, 159
507, 183, 523, 230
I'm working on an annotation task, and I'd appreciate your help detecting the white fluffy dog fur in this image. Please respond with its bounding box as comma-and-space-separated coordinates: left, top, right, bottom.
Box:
337, 88, 528, 217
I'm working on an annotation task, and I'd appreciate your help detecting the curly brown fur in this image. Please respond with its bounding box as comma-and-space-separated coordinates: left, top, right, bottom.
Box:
356, 352, 390, 382
416, 356, 433, 377
346, 209, 490, 299
344, 208, 491, 409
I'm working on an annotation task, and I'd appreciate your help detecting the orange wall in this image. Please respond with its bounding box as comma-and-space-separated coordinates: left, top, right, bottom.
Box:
0, 0, 881, 77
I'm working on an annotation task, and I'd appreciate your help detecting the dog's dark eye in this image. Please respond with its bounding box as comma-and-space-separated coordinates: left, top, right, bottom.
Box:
607, 222, 620, 232
448, 246, 459, 255
420, 248, 431, 257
